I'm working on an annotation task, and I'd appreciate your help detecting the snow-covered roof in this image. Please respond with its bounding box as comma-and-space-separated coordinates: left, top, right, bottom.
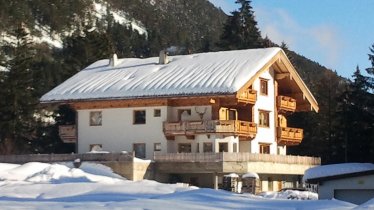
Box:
224, 173, 239, 178
242, 172, 259, 179
40, 48, 281, 102
303, 163, 374, 182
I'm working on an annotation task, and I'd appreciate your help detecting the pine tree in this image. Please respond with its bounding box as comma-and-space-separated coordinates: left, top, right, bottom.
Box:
62, 29, 113, 76
218, 0, 263, 50
0, 26, 37, 154
335, 67, 373, 162
367, 44, 374, 90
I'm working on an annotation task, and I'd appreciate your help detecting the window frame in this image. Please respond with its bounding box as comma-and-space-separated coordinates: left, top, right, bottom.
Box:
89, 111, 102, 126
133, 143, 146, 158
259, 143, 271, 154
133, 110, 146, 124
89, 144, 103, 151
154, 143, 161, 151
178, 143, 192, 153
260, 78, 269, 96
154, 109, 161, 117
203, 142, 213, 153
258, 110, 270, 128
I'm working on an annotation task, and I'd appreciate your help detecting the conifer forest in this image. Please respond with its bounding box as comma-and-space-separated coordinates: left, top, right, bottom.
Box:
0, 0, 373, 164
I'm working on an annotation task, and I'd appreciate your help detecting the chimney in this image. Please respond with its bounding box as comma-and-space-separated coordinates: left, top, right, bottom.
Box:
159, 50, 169, 64
109, 53, 118, 67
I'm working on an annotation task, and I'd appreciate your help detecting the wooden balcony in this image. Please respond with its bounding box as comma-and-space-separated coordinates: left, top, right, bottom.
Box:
237, 89, 257, 104
277, 127, 303, 146
277, 95, 296, 112
164, 120, 257, 139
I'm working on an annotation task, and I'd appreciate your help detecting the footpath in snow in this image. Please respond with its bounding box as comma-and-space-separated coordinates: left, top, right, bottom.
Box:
0, 162, 370, 210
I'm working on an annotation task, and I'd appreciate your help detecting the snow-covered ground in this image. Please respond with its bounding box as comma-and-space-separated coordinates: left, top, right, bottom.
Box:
0, 162, 369, 210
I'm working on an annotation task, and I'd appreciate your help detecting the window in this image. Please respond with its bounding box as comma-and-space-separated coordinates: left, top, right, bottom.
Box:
203, 142, 213, 153
228, 109, 237, 120
154, 143, 161, 151
133, 143, 146, 158
259, 110, 270, 127
219, 143, 228, 152
90, 111, 102, 126
259, 143, 270, 154
89, 144, 102, 152
178, 143, 191, 153
154, 109, 161, 117
260, 78, 268, 95
133, 110, 146, 124
233, 143, 238, 152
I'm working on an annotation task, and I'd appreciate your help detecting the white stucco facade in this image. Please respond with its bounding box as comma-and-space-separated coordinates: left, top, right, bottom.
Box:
78, 106, 168, 159
77, 67, 287, 158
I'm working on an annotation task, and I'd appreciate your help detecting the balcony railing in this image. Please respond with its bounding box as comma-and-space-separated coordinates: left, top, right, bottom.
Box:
237, 89, 257, 104
164, 120, 257, 138
277, 95, 296, 112
154, 152, 321, 165
277, 127, 303, 146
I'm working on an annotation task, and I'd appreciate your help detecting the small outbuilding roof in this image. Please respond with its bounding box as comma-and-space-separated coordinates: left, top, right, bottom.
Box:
303, 163, 374, 183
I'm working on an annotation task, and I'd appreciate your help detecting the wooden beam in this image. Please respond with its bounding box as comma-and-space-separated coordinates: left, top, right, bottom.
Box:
277, 52, 319, 112
68, 95, 234, 110
71, 98, 168, 110
275, 73, 290, 80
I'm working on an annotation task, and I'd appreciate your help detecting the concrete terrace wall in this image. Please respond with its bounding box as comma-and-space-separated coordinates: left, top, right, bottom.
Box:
154, 152, 321, 175
0, 153, 153, 181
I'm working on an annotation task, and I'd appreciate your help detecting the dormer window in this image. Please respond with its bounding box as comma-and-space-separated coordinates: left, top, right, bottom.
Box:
260, 78, 268, 95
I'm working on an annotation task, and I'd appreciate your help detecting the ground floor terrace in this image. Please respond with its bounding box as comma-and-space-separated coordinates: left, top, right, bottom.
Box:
154, 152, 320, 191
0, 152, 320, 192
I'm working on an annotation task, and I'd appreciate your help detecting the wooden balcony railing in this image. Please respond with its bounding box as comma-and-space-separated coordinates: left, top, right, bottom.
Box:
164, 120, 257, 139
277, 95, 296, 112
237, 89, 257, 104
154, 152, 321, 165
277, 127, 303, 146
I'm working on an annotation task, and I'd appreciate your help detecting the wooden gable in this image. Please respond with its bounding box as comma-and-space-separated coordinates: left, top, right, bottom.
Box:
236, 50, 319, 113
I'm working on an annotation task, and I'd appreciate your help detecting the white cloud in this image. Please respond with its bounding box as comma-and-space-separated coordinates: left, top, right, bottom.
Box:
255, 7, 344, 68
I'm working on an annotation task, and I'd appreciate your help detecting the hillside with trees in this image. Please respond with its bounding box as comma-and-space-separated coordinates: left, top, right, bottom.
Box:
0, 0, 372, 164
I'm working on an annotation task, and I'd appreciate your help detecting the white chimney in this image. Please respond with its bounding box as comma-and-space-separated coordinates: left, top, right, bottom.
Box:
159, 50, 169, 64
109, 53, 118, 67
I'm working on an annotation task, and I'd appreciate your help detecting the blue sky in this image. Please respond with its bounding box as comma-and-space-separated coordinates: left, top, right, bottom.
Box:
208, 0, 374, 78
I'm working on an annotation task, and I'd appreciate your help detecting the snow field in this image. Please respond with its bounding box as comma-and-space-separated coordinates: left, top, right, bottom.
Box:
0, 162, 369, 209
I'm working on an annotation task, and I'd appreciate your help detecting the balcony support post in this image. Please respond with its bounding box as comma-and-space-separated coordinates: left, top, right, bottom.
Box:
213, 172, 219, 190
